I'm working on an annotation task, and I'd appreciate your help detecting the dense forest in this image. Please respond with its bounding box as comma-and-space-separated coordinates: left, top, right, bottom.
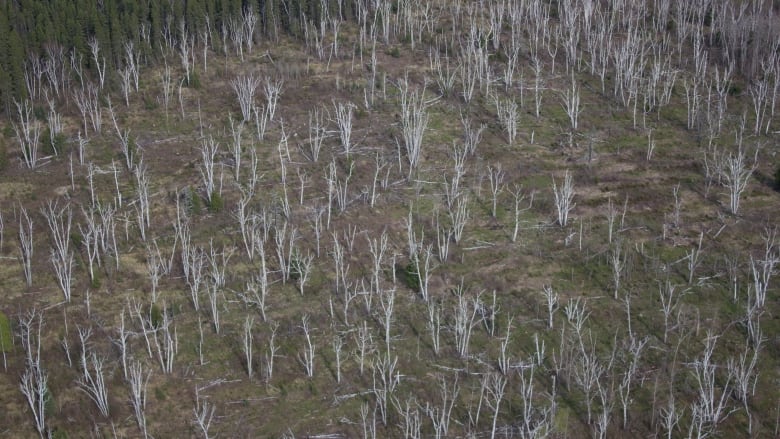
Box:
0, 0, 352, 108
2, 0, 779, 109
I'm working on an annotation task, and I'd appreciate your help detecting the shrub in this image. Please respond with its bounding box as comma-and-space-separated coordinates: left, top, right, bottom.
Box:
400, 261, 420, 292
90, 274, 101, 289
0, 311, 12, 353
185, 71, 201, 89
150, 304, 163, 329
207, 191, 223, 213
42, 129, 67, 155
774, 165, 780, 190
0, 139, 7, 171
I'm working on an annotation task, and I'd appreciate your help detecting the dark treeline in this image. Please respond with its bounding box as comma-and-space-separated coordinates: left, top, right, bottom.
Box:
0, 0, 349, 110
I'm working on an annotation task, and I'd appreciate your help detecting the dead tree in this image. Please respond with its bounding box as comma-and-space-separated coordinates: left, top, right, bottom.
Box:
243, 315, 254, 378
199, 136, 220, 206
18, 207, 34, 287
332, 100, 355, 156
542, 285, 559, 329
128, 361, 150, 438
193, 386, 216, 439
495, 98, 518, 146
689, 332, 734, 437
263, 77, 283, 123
452, 283, 480, 358
399, 81, 434, 179
300, 314, 316, 378
229, 114, 244, 182
77, 352, 110, 417
231, 74, 261, 122
511, 185, 534, 242
487, 164, 505, 218
19, 310, 47, 436
721, 146, 756, 215
483, 373, 508, 439
561, 73, 582, 148
552, 170, 576, 227
12, 99, 41, 169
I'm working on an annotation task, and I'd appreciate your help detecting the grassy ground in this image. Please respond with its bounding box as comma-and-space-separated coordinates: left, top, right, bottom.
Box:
0, 11, 778, 439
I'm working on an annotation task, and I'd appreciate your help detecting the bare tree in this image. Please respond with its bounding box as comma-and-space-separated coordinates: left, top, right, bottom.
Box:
77, 352, 110, 417
333, 100, 355, 156
372, 351, 400, 426
449, 194, 470, 244
511, 185, 534, 242
128, 361, 151, 438
721, 146, 756, 215
134, 159, 151, 241
618, 335, 648, 429
377, 287, 396, 353
243, 315, 254, 378
414, 245, 434, 302
305, 107, 328, 162
728, 341, 761, 434
483, 373, 507, 439
231, 74, 261, 122
399, 80, 434, 179
152, 303, 177, 374
552, 170, 576, 227
19, 310, 47, 436
51, 249, 74, 303
263, 77, 283, 123
300, 314, 316, 378
18, 207, 34, 287
199, 136, 220, 206
323, 332, 341, 385
573, 336, 605, 425
108, 99, 136, 170
119, 65, 133, 106
658, 393, 682, 439
161, 63, 173, 123
495, 98, 518, 146
542, 285, 559, 329
13, 99, 42, 169
425, 374, 458, 437
354, 320, 374, 375
461, 115, 485, 156
610, 241, 627, 299
193, 386, 216, 439
487, 164, 505, 218
242, 6, 258, 53
561, 73, 582, 147
264, 322, 280, 382
689, 332, 734, 437
453, 283, 480, 358
228, 114, 244, 182
531, 55, 546, 119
